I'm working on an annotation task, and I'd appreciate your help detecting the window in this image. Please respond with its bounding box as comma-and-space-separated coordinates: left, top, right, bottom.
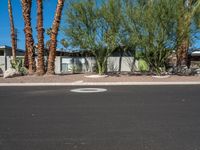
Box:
0, 50, 4, 56
61, 58, 72, 73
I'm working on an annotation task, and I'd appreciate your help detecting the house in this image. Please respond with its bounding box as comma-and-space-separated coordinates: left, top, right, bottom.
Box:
0, 45, 25, 72
57, 49, 135, 74
55, 50, 96, 74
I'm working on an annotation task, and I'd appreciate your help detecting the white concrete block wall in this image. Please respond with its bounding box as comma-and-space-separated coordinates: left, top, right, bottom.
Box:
0, 56, 137, 74
55, 57, 61, 74
121, 57, 135, 72
59, 57, 96, 73
107, 57, 120, 72
85, 57, 96, 72
6, 56, 12, 69
0, 56, 5, 72
107, 57, 135, 72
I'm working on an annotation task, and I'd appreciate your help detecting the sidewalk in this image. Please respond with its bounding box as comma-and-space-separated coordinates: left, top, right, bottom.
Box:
0, 74, 200, 86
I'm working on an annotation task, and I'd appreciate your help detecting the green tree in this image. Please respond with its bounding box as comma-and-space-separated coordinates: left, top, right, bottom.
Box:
125, 0, 178, 75
64, 0, 122, 74
60, 39, 69, 49
100, 0, 129, 73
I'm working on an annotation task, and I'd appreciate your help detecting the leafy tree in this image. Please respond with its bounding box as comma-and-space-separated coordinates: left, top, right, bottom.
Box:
63, 0, 199, 75
100, 0, 132, 73
123, 0, 146, 71
64, 0, 122, 74
125, 0, 178, 75
60, 39, 69, 49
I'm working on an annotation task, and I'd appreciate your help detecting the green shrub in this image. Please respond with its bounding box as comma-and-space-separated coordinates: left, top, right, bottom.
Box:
138, 59, 149, 72
10, 57, 27, 75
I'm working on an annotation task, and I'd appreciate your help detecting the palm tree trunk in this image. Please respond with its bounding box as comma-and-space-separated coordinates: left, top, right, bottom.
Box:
8, 0, 16, 62
36, 0, 45, 75
177, 37, 189, 67
176, 0, 200, 68
24, 44, 29, 68
21, 0, 35, 75
47, 0, 64, 75
176, 16, 190, 67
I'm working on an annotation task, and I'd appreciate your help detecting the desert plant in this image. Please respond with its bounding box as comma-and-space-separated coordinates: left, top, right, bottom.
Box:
10, 57, 27, 75
138, 59, 149, 72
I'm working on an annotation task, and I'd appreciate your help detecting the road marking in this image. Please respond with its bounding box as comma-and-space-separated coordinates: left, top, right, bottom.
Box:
70, 88, 107, 93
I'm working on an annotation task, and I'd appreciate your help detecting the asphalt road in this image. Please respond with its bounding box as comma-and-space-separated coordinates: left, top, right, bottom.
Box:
0, 85, 200, 150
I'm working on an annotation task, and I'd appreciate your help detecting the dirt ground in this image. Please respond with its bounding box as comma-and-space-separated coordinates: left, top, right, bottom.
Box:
0, 73, 200, 83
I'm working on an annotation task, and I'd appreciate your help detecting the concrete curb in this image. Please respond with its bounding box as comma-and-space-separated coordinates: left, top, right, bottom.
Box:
0, 82, 200, 86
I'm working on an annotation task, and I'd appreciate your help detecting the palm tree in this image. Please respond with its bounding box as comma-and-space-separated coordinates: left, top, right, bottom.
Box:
36, 0, 45, 75
21, 0, 35, 75
8, 0, 16, 62
47, 0, 65, 75
176, 0, 200, 68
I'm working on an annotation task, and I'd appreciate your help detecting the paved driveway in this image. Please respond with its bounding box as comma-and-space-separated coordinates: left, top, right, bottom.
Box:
0, 85, 200, 150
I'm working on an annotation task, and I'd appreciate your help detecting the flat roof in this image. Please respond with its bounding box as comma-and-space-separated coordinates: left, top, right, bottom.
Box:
0, 45, 25, 53
0, 45, 9, 49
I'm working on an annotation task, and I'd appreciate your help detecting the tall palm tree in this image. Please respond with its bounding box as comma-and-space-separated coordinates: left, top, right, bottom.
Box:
47, 0, 65, 75
21, 0, 35, 75
36, 0, 45, 75
176, 0, 200, 67
8, 0, 16, 62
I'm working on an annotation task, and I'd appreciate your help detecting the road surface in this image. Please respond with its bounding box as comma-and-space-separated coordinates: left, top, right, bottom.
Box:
0, 85, 200, 150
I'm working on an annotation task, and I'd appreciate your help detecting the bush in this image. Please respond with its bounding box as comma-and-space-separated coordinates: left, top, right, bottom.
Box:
10, 57, 27, 75
138, 59, 149, 72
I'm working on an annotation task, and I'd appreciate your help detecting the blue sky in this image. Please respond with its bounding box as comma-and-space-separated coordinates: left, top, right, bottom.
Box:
0, 0, 65, 50
0, 0, 199, 50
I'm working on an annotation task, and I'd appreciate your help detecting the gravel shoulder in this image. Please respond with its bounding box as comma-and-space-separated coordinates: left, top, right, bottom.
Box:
0, 74, 200, 83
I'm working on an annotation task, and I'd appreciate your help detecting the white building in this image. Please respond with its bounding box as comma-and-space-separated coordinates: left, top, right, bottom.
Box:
0, 45, 24, 73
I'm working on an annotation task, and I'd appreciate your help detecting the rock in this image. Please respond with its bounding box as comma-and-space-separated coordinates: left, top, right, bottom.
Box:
167, 67, 175, 75
3, 68, 20, 78
193, 68, 200, 76
177, 66, 192, 76
196, 69, 200, 73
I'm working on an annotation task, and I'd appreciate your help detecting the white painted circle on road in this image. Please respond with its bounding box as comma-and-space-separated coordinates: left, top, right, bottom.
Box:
70, 88, 107, 93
